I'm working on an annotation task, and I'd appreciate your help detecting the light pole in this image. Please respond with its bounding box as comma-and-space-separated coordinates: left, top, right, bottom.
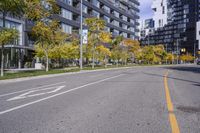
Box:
166, 44, 168, 64
80, 0, 83, 70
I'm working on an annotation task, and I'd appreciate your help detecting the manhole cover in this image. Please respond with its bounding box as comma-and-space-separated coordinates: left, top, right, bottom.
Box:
177, 106, 200, 113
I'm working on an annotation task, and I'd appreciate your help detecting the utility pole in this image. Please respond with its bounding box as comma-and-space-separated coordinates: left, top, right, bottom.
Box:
80, 0, 83, 70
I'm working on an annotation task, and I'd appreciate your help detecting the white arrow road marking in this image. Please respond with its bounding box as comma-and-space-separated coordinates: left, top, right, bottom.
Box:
7, 86, 65, 101
0, 74, 124, 115
0, 82, 66, 98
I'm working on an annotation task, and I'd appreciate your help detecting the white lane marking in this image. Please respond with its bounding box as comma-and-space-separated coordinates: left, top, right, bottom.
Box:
7, 86, 65, 101
89, 73, 105, 78
0, 74, 124, 115
0, 82, 65, 98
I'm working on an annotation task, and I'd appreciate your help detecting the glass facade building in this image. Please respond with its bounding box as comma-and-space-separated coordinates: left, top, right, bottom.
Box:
141, 0, 199, 55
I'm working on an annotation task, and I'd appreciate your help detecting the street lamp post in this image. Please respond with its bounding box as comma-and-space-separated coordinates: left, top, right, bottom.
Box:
148, 33, 150, 64
80, 0, 83, 70
166, 44, 168, 64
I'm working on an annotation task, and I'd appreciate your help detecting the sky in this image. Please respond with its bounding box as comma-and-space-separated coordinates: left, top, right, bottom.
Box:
139, 0, 153, 20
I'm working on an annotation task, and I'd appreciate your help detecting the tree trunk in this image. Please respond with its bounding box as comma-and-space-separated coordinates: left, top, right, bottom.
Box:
18, 49, 21, 69
124, 58, 127, 66
92, 45, 95, 69
104, 56, 107, 68
45, 51, 49, 72
46, 56, 49, 72
1, 12, 6, 77
117, 60, 119, 67
1, 45, 4, 77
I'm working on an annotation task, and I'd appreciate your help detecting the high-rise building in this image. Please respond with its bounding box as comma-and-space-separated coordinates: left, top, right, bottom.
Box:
141, 0, 199, 56
53, 0, 140, 39
0, 0, 140, 69
152, 0, 168, 29
139, 19, 154, 40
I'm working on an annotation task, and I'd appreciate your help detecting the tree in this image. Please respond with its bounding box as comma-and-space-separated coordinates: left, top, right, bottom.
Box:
95, 45, 111, 68
25, 0, 59, 21
142, 46, 154, 64
180, 54, 194, 63
139, 45, 167, 64
165, 53, 174, 64
0, 28, 19, 45
33, 21, 67, 71
111, 47, 122, 66
85, 18, 110, 69
153, 45, 167, 63
26, 0, 65, 71
111, 36, 123, 48
111, 36, 124, 66
122, 39, 140, 63
0, 0, 25, 76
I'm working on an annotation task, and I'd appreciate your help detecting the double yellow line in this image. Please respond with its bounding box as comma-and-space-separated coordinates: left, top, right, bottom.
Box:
164, 71, 180, 133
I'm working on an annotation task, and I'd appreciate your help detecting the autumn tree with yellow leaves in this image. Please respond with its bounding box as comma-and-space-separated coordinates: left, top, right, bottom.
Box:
0, 0, 25, 76
85, 18, 112, 68
95, 45, 111, 68
26, 0, 68, 71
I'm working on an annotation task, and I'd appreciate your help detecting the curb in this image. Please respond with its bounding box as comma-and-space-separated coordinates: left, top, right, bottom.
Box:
0, 67, 132, 84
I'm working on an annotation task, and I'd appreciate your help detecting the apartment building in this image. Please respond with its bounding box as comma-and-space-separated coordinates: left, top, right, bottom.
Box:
152, 0, 168, 29
0, 0, 140, 69
0, 15, 32, 69
53, 0, 140, 38
139, 19, 154, 40
141, 0, 199, 55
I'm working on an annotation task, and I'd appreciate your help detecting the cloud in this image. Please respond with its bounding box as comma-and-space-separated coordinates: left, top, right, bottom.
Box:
139, 0, 153, 20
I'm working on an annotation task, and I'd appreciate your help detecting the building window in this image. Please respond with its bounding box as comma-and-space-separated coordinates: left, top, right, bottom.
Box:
61, 0, 72, 5
61, 8, 72, 20
62, 23, 72, 34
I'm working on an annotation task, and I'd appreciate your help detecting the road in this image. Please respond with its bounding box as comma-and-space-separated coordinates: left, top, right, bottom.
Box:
0, 65, 200, 133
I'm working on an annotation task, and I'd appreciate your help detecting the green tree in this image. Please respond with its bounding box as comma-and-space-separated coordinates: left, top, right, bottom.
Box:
0, 0, 25, 76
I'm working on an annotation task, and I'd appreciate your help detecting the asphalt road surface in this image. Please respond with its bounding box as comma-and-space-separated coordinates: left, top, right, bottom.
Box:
0, 65, 200, 133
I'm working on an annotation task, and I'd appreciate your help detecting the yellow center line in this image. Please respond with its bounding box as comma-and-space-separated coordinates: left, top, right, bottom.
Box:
164, 71, 180, 133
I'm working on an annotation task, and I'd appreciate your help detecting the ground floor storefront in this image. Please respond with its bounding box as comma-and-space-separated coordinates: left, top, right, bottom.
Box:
0, 47, 35, 69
